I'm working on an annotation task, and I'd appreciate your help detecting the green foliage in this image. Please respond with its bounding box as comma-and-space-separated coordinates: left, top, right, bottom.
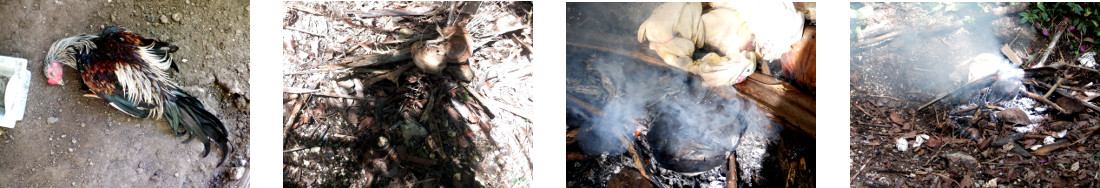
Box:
1020, 2, 1100, 54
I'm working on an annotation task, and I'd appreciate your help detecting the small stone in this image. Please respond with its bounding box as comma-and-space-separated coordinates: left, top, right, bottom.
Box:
171, 13, 182, 22
377, 136, 388, 147
68, 148, 73, 152
159, 15, 169, 24
47, 117, 59, 124
80, 123, 85, 128
174, 173, 179, 177
230, 167, 246, 180
1071, 161, 1080, 171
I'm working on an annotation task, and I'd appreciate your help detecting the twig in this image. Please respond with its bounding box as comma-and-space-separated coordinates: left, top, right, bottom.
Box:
466, 85, 537, 121
855, 104, 873, 117
462, 86, 497, 119
288, 4, 322, 15
566, 93, 603, 116
343, 6, 437, 18
728, 152, 738, 188
1043, 77, 1064, 98
1028, 80, 1100, 113
311, 92, 368, 100
1024, 91, 1069, 114
1036, 23, 1066, 67
284, 92, 311, 138
284, 87, 320, 94
419, 87, 440, 123
851, 156, 874, 182
618, 132, 650, 182
283, 147, 308, 153
364, 65, 412, 86
870, 94, 900, 101
918, 74, 997, 110
332, 46, 413, 68
955, 105, 980, 113
1067, 64, 1100, 74
285, 27, 324, 37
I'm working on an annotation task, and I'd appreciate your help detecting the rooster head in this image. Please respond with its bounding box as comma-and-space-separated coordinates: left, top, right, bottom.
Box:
44, 33, 98, 85
44, 62, 65, 85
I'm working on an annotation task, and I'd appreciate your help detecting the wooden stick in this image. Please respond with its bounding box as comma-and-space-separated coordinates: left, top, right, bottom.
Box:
732, 74, 817, 137
1036, 24, 1066, 67
1024, 91, 1069, 114
343, 7, 437, 18
619, 133, 650, 181
284, 93, 310, 138
728, 152, 738, 188
332, 47, 413, 68
285, 27, 324, 37
917, 74, 997, 110
1067, 64, 1100, 74
1028, 80, 1100, 113
1043, 77, 1063, 98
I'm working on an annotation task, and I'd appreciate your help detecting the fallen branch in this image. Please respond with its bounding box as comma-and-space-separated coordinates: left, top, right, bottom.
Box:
1067, 64, 1100, 74
342, 6, 438, 18
1036, 23, 1066, 67
728, 152, 738, 188
333, 47, 414, 68
618, 132, 650, 182
1028, 79, 1100, 113
1043, 77, 1063, 98
732, 74, 817, 137
1023, 91, 1069, 114
364, 64, 413, 86
285, 27, 325, 37
284, 93, 311, 138
288, 4, 323, 15
918, 73, 996, 110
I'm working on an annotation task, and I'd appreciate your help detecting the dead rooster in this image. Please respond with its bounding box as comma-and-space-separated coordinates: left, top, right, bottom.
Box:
43, 26, 229, 164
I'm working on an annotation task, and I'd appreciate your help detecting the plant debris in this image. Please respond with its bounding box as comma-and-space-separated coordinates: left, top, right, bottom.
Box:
282, 2, 533, 187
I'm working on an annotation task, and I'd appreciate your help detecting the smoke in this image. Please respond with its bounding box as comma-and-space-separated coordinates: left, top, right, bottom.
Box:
571, 49, 779, 181
852, 3, 1028, 103
567, 2, 781, 182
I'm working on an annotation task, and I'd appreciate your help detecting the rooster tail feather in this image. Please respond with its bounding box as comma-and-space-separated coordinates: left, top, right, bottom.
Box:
163, 90, 229, 165
103, 94, 150, 118
144, 39, 180, 72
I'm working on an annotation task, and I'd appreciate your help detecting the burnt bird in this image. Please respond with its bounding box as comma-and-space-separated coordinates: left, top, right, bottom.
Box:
43, 26, 229, 164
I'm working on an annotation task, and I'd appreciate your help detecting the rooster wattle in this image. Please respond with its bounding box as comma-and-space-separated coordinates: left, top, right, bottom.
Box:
43, 26, 229, 164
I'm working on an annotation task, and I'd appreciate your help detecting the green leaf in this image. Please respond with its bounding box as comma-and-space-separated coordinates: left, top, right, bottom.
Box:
1038, 2, 1045, 11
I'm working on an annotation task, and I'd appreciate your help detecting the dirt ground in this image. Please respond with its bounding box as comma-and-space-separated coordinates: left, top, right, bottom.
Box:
0, 0, 250, 187
851, 2, 1100, 187
282, 1, 533, 187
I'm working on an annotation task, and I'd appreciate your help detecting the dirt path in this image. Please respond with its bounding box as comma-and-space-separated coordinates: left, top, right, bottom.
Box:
0, 0, 250, 187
